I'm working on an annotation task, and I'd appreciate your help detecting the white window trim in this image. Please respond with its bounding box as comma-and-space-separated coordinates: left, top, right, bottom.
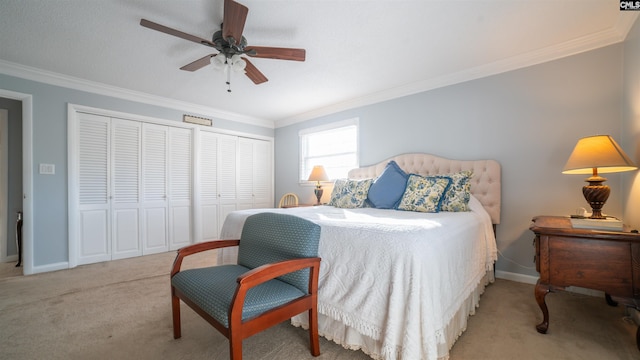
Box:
298, 118, 359, 185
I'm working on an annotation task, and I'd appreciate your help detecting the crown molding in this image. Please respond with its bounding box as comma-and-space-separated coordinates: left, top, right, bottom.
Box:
0, 59, 274, 129
276, 13, 639, 128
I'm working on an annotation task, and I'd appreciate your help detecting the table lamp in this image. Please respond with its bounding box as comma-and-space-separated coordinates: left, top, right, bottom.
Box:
562, 135, 637, 219
308, 165, 329, 205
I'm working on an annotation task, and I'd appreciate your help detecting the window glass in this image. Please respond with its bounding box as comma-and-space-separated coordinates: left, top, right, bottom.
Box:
299, 119, 359, 181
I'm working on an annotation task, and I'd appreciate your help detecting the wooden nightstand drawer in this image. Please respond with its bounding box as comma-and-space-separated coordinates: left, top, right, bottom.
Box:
548, 236, 633, 297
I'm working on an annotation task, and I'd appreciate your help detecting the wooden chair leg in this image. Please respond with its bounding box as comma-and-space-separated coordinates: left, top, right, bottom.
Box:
229, 335, 243, 360
171, 287, 182, 339
309, 307, 320, 356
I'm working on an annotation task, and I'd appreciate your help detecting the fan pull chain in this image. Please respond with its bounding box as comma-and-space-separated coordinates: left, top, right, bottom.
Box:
226, 60, 232, 93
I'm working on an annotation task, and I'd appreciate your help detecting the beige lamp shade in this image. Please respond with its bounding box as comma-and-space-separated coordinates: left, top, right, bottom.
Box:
562, 135, 637, 175
307, 165, 329, 182
562, 134, 637, 219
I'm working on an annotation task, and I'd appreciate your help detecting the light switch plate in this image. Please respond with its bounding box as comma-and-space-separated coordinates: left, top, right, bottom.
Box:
39, 163, 55, 175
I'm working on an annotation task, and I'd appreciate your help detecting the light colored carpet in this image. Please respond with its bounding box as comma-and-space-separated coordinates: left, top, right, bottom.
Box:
1, 252, 638, 360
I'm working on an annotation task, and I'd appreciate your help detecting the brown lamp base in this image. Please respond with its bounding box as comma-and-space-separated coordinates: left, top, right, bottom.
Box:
582, 176, 610, 219
314, 188, 323, 205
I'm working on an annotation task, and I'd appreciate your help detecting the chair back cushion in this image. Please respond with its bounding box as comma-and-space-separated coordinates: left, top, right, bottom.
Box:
237, 213, 321, 292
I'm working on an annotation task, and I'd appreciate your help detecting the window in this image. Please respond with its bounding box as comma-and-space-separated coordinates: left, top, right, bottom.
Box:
299, 118, 359, 182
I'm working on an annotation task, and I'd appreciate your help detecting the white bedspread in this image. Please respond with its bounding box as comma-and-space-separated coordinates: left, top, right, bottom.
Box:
219, 196, 497, 360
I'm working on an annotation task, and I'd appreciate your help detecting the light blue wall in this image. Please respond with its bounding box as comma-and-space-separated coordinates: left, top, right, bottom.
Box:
275, 44, 626, 279
0, 73, 273, 269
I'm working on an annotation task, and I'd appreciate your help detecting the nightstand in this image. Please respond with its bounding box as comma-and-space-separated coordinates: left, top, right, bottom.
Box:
530, 215, 640, 349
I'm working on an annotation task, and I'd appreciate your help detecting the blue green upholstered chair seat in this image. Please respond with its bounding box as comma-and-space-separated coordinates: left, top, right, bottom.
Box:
170, 212, 322, 360
171, 265, 306, 328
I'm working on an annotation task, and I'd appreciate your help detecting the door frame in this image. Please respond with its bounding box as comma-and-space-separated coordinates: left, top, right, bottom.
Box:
0, 89, 33, 275
0, 109, 7, 263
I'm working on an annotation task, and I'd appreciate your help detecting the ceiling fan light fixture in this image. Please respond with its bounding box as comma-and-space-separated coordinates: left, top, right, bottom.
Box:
230, 54, 246, 73
211, 54, 227, 69
232, 60, 246, 73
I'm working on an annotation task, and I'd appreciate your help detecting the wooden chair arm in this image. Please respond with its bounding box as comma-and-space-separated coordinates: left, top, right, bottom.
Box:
229, 257, 321, 327
237, 257, 321, 289
171, 239, 240, 277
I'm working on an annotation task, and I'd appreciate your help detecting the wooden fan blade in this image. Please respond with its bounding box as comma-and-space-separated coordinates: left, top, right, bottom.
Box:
140, 19, 216, 48
244, 46, 306, 61
222, 0, 248, 46
243, 58, 268, 84
180, 54, 216, 71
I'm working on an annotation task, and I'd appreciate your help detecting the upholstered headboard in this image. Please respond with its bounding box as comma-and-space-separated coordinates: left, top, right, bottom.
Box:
348, 153, 501, 224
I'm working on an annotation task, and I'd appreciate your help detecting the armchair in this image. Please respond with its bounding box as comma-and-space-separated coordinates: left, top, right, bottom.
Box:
170, 212, 322, 360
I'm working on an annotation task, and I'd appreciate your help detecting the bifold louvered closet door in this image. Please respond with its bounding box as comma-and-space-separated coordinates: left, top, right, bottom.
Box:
237, 137, 272, 210
76, 113, 113, 264
74, 113, 193, 265
167, 127, 192, 251
198, 131, 238, 243
71, 111, 272, 266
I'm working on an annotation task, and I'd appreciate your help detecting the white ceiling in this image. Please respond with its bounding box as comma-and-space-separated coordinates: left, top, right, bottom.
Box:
0, 1, 637, 128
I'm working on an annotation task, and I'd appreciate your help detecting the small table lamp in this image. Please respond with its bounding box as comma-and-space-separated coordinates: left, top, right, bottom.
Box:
308, 165, 329, 205
562, 135, 637, 219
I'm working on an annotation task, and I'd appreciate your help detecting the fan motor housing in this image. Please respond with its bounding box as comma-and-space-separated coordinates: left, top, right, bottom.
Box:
212, 30, 247, 54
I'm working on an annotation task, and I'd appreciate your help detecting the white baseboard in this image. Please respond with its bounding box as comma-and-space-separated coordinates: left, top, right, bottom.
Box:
563, 286, 605, 297
495, 270, 538, 284
31, 261, 69, 274
495, 270, 605, 297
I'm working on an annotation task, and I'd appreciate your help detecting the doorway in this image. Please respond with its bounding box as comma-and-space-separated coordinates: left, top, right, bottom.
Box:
0, 108, 7, 263
0, 90, 31, 274
0, 98, 23, 267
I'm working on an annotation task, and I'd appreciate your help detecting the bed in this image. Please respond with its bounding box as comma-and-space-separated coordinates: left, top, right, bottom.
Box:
218, 153, 501, 360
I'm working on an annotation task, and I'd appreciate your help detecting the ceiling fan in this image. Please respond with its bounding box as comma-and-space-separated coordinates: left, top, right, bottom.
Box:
140, 0, 305, 90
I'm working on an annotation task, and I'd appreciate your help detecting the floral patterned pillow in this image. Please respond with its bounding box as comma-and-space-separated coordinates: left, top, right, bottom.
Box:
438, 170, 473, 212
397, 175, 451, 213
328, 178, 374, 208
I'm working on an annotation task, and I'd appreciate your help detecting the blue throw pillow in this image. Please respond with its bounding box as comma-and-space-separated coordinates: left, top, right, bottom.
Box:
367, 160, 408, 209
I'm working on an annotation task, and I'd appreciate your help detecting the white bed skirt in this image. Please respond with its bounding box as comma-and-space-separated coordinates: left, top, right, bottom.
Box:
292, 269, 495, 360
